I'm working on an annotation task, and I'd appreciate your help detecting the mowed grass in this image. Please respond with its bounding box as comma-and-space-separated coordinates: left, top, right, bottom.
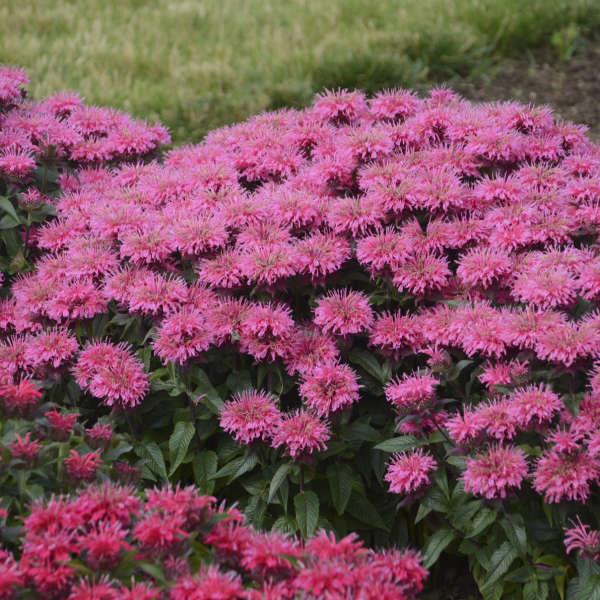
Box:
2, 0, 600, 143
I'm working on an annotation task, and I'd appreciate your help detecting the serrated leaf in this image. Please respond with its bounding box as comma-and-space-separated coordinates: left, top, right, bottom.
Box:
423, 528, 455, 568
374, 435, 420, 453
348, 348, 389, 384
272, 515, 297, 535
0, 197, 20, 224
192, 368, 223, 414
346, 492, 388, 531
137, 442, 168, 482
466, 508, 497, 538
268, 463, 292, 503
212, 452, 258, 482
481, 542, 518, 594
500, 515, 527, 557
139, 562, 167, 584
327, 463, 353, 515
192, 451, 217, 494
294, 491, 319, 538
103, 441, 133, 462
168, 421, 195, 476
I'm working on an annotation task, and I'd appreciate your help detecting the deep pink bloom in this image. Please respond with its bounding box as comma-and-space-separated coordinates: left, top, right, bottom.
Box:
64, 450, 102, 482
153, 308, 214, 365
220, 390, 282, 444
314, 290, 373, 336
9, 433, 41, 464
564, 518, 600, 561
74, 342, 148, 409
271, 410, 330, 460
463, 445, 528, 499
385, 450, 436, 496
299, 362, 360, 417
533, 449, 600, 503
384, 373, 438, 415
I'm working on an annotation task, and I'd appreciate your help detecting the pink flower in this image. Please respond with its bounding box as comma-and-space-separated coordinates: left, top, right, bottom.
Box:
299, 362, 360, 416
533, 449, 600, 503
78, 522, 130, 570
385, 449, 436, 495
240, 531, 301, 579
564, 518, 600, 561
313, 89, 367, 124
392, 252, 450, 295
9, 433, 41, 464
462, 446, 528, 499
169, 567, 244, 600
24, 329, 79, 371
0, 379, 42, 417
239, 303, 294, 361
384, 373, 438, 415
271, 410, 330, 460
284, 326, 340, 376
74, 342, 148, 409
220, 390, 282, 444
64, 450, 102, 482
314, 290, 373, 336
0, 150, 35, 178
507, 384, 562, 429
457, 247, 512, 288
153, 308, 214, 365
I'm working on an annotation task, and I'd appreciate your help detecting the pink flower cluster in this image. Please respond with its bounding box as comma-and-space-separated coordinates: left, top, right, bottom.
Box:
4, 67, 600, 523
0, 67, 168, 181
0, 483, 427, 599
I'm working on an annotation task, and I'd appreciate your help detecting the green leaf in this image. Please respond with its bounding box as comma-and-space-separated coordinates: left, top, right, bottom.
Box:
374, 435, 420, 453
167, 421, 195, 476
191, 368, 223, 414
346, 492, 389, 531
137, 442, 168, 482
327, 463, 353, 515
103, 441, 133, 462
0, 197, 20, 224
348, 348, 389, 384
268, 463, 292, 503
341, 418, 381, 443
212, 452, 258, 482
138, 562, 167, 584
272, 515, 297, 535
466, 508, 497, 538
481, 542, 518, 594
192, 451, 218, 494
294, 491, 319, 538
500, 515, 527, 557
423, 528, 456, 568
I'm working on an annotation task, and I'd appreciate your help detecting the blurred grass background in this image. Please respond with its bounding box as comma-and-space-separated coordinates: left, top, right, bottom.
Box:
1, 0, 600, 143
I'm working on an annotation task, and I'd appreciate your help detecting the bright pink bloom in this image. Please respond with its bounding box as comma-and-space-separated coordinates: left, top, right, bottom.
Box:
314, 290, 373, 336
220, 390, 282, 444
299, 362, 360, 416
564, 518, 600, 561
74, 342, 148, 409
385, 373, 438, 415
64, 450, 102, 482
153, 308, 214, 365
463, 445, 528, 499
271, 410, 330, 460
533, 450, 600, 503
385, 450, 436, 495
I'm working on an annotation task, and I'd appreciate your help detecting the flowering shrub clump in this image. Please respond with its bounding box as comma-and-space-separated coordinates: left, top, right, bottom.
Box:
0, 483, 427, 599
3, 67, 600, 597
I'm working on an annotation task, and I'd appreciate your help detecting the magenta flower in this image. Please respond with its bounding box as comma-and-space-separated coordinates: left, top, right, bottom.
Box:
385, 449, 437, 496
462, 445, 528, 500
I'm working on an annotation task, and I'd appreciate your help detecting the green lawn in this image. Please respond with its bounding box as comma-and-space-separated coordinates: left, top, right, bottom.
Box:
2, 0, 599, 143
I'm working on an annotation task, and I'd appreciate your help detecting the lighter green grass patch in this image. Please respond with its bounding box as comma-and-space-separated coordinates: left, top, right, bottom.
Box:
1, 0, 599, 142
